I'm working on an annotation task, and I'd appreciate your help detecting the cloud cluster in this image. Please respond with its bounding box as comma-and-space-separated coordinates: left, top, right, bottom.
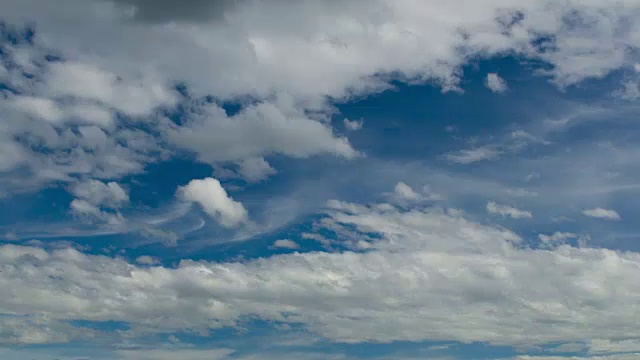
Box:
69, 179, 129, 225
2, 199, 640, 351
2, 0, 640, 204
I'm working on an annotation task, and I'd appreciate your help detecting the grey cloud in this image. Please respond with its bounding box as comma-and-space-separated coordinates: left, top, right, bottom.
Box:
111, 0, 241, 22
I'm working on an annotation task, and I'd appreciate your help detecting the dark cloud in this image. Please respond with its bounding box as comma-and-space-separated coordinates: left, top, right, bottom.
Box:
112, 0, 240, 22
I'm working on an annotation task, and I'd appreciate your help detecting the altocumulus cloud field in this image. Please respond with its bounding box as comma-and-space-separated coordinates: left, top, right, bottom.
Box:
1, 1, 640, 359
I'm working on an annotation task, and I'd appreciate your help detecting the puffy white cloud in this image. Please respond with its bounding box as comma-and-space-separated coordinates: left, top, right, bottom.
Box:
44, 61, 177, 118
344, 118, 364, 131
166, 100, 359, 164
486, 73, 508, 93
177, 177, 248, 228
582, 208, 621, 221
272, 239, 300, 250
487, 201, 533, 219
393, 182, 422, 201
390, 182, 442, 203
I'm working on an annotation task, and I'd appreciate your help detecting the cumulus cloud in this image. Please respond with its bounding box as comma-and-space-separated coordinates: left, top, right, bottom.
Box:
177, 177, 248, 228
344, 118, 364, 131
487, 201, 533, 219
393, 182, 422, 201
486, 73, 509, 93
272, 239, 300, 250
582, 208, 621, 221
167, 100, 360, 164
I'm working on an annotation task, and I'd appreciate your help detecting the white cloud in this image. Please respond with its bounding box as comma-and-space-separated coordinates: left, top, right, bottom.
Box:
177, 177, 248, 228
135, 255, 160, 265
44, 61, 177, 118
582, 208, 621, 221
393, 182, 422, 201
486, 73, 509, 93
487, 201, 533, 219
538, 232, 589, 248
390, 182, 442, 203
167, 100, 360, 164
67, 180, 129, 225
344, 118, 364, 131
272, 239, 300, 250
70, 180, 129, 209
69, 198, 125, 225
446, 147, 501, 164
237, 157, 278, 183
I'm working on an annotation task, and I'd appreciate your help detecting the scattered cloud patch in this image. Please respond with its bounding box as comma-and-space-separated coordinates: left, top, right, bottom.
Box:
177, 177, 248, 228
445, 146, 501, 164
344, 118, 364, 131
487, 201, 533, 219
272, 239, 300, 250
582, 208, 621, 221
135, 255, 160, 265
486, 73, 509, 93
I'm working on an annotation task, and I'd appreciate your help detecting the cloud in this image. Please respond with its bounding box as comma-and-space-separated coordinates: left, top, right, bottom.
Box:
272, 239, 300, 250
582, 208, 621, 221
393, 182, 422, 201
111, 0, 241, 23
237, 157, 278, 183
487, 201, 533, 219
486, 73, 509, 93
6, 200, 640, 348
70, 180, 129, 209
69, 199, 125, 225
2, 0, 639, 198
445, 146, 501, 164
538, 232, 589, 249
67, 180, 129, 225
390, 182, 442, 203
117, 349, 235, 360
177, 177, 248, 228
166, 100, 360, 164
135, 255, 160, 265
344, 118, 364, 131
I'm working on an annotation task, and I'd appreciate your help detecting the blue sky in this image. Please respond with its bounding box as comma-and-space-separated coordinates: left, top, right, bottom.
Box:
2, 1, 640, 359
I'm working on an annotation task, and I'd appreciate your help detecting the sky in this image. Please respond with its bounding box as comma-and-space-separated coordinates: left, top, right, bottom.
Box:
1, 0, 640, 359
